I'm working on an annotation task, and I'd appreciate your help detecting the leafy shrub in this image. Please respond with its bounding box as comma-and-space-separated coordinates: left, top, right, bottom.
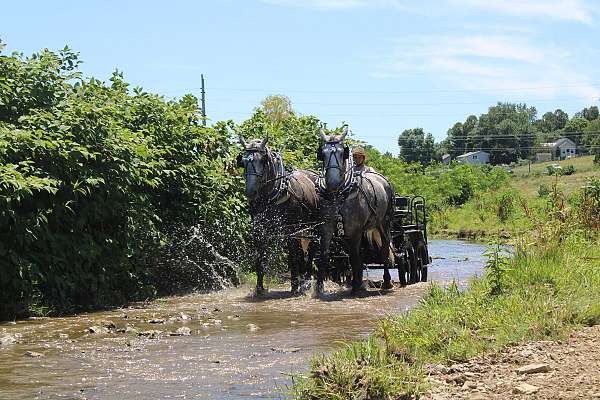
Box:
0, 47, 247, 318
495, 191, 516, 223
538, 184, 550, 197
562, 164, 576, 175
547, 165, 561, 175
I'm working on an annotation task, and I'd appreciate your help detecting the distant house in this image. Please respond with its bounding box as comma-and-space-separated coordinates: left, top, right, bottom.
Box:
539, 138, 577, 161
456, 151, 490, 165
441, 154, 451, 164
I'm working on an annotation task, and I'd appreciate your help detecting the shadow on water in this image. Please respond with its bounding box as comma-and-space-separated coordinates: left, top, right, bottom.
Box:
0, 239, 488, 400
245, 286, 396, 303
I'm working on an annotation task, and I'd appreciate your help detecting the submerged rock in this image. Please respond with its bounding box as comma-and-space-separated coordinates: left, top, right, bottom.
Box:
169, 327, 191, 336
138, 330, 162, 339
271, 347, 300, 353
246, 324, 260, 332
0, 334, 17, 346
87, 326, 109, 334
25, 351, 45, 358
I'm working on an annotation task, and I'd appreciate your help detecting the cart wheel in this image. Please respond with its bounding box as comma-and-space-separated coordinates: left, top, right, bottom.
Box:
407, 245, 418, 285
416, 241, 427, 282
395, 252, 407, 286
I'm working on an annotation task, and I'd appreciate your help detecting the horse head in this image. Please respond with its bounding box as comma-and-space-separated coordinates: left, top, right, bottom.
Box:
236, 134, 271, 200
317, 124, 350, 193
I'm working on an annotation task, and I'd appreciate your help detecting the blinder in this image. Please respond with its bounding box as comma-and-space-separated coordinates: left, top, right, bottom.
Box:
343, 146, 349, 160
236, 153, 244, 168
317, 147, 323, 161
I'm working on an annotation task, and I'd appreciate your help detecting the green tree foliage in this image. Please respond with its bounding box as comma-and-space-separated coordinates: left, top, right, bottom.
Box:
575, 105, 599, 122
445, 103, 538, 164
236, 108, 322, 170
258, 94, 294, 126
446, 115, 477, 158
0, 47, 245, 318
397, 128, 435, 165
538, 109, 569, 133
563, 117, 589, 146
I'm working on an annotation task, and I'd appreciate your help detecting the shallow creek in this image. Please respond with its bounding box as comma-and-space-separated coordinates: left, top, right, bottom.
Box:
0, 239, 487, 399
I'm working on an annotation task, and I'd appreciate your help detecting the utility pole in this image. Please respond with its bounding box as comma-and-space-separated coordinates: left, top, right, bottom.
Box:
201, 74, 206, 126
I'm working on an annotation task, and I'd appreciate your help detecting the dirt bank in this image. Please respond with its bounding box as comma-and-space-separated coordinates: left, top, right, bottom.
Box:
423, 325, 600, 399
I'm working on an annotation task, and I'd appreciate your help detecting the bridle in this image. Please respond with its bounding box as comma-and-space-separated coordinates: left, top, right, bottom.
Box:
321, 141, 347, 173
240, 148, 288, 205
317, 139, 355, 196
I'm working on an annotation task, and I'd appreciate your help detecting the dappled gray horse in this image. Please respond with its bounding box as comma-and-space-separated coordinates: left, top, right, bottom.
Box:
315, 125, 395, 293
237, 135, 319, 294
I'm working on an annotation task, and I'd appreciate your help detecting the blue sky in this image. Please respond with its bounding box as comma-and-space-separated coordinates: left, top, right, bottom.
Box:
3, 0, 600, 151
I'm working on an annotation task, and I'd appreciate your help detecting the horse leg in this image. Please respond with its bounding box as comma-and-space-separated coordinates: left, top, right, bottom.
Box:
255, 239, 266, 295
381, 230, 393, 290
317, 225, 333, 295
288, 239, 300, 294
348, 237, 365, 293
305, 240, 317, 283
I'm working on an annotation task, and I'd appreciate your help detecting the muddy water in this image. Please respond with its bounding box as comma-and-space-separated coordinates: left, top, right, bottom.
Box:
0, 240, 487, 400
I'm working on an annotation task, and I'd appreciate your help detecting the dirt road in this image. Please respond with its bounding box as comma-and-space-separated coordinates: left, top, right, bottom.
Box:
424, 325, 600, 399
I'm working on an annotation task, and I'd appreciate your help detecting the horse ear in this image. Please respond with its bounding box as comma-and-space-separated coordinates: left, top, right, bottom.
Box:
236, 154, 244, 168
340, 124, 349, 142
317, 147, 323, 161
343, 146, 350, 159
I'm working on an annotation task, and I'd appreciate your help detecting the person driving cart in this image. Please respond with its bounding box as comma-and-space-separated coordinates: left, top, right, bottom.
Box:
352, 146, 375, 173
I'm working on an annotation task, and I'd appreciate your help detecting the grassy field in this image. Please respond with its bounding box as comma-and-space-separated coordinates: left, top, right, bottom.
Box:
293, 170, 600, 400
431, 156, 599, 241
511, 155, 598, 198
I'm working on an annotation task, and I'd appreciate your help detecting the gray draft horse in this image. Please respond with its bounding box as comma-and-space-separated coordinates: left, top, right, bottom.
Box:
237, 134, 319, 294
315, 125, 395, 293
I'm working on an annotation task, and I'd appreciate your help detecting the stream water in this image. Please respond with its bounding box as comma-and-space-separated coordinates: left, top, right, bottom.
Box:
0, 239, 488, 400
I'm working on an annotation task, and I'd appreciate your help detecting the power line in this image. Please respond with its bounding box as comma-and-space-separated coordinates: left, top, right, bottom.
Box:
205, 82, 600, 95
157, 81, 600, 96
360, 130, 600, 140
175, 96, 589, 107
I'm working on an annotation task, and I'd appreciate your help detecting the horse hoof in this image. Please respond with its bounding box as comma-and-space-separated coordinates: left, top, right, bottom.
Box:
255, 287, 266, 295
300, 280, 312, 292
315, 282, 325, 295
352, 282, 367, 294
382, 281, 394, 290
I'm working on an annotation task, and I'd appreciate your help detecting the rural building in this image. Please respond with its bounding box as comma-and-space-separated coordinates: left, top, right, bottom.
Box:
539, 138, 577, 160
441, 154, 451, 164
456, 151, 490, 165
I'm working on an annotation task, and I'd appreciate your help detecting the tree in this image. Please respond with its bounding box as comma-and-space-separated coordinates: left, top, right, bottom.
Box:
538, 109, 568, 133
258, 94, 294, 126
398, 128, 436, 165
564, 117, 589, 146
575, 106, 599, 122
446, 115, 477, 158
451, 103, 537, 164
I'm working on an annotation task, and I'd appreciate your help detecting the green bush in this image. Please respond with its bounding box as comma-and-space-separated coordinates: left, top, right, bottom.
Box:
562, 164, 576, 175
0, 47, 247, 318
538, 183, 550, 197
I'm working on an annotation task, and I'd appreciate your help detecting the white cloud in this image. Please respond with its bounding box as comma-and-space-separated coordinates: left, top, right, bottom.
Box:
261, 0, 595, 23
452, 0, 593, 24
259, 0, 409, 10
372, 33, 599, 101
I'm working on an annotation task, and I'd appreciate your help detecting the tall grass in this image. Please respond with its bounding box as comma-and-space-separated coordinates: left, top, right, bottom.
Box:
293, 179, 600, 400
